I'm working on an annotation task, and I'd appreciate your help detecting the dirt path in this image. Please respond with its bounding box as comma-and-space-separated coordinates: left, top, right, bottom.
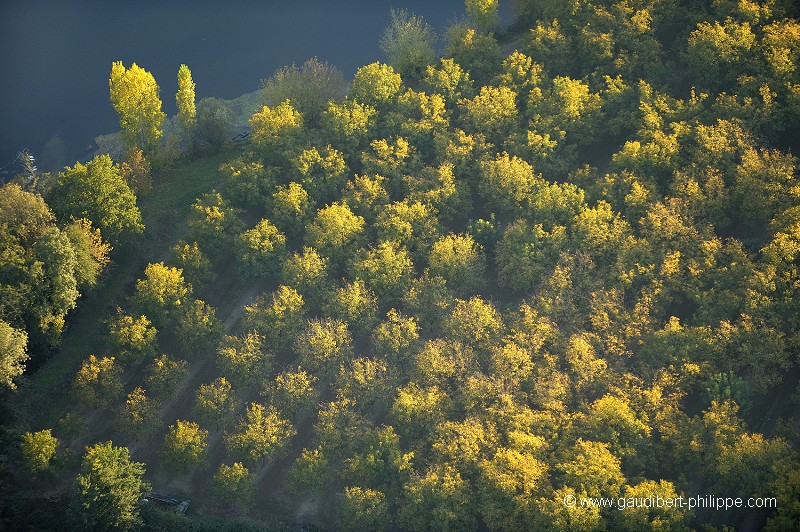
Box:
137, 282, 266, 484
222, 283, 263, 331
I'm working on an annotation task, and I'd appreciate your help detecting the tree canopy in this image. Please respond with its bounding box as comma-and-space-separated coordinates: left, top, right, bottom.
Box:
176, 64, 197, 146
72, 441, 150, 531
4, 2, 800, 531
52, 155, 143, 242
109, 61, 165, 152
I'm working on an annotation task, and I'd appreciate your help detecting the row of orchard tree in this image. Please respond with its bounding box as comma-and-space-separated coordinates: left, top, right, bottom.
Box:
5, 0, 800, 529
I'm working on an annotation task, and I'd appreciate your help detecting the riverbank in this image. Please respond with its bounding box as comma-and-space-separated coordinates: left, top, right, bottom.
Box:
91, 88, 263, 162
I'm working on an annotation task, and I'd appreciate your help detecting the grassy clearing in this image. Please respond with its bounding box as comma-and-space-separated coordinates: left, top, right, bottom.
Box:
140, 145, 244, 232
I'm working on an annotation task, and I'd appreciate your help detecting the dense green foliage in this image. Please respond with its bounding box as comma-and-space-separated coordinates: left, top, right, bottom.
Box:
3, 1, 800, 530
0, 319, 29, 389
196, 97, 234, 150
52, 155, 143, 242
0, 184, 113, 352
72, 441, 150, 530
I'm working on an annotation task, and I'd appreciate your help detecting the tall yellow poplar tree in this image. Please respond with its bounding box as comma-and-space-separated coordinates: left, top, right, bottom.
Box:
109, 61, 166, 152
176, 64, 197, 147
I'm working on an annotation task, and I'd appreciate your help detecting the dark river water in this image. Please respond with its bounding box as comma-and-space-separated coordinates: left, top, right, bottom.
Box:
0, 0, 465, 173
